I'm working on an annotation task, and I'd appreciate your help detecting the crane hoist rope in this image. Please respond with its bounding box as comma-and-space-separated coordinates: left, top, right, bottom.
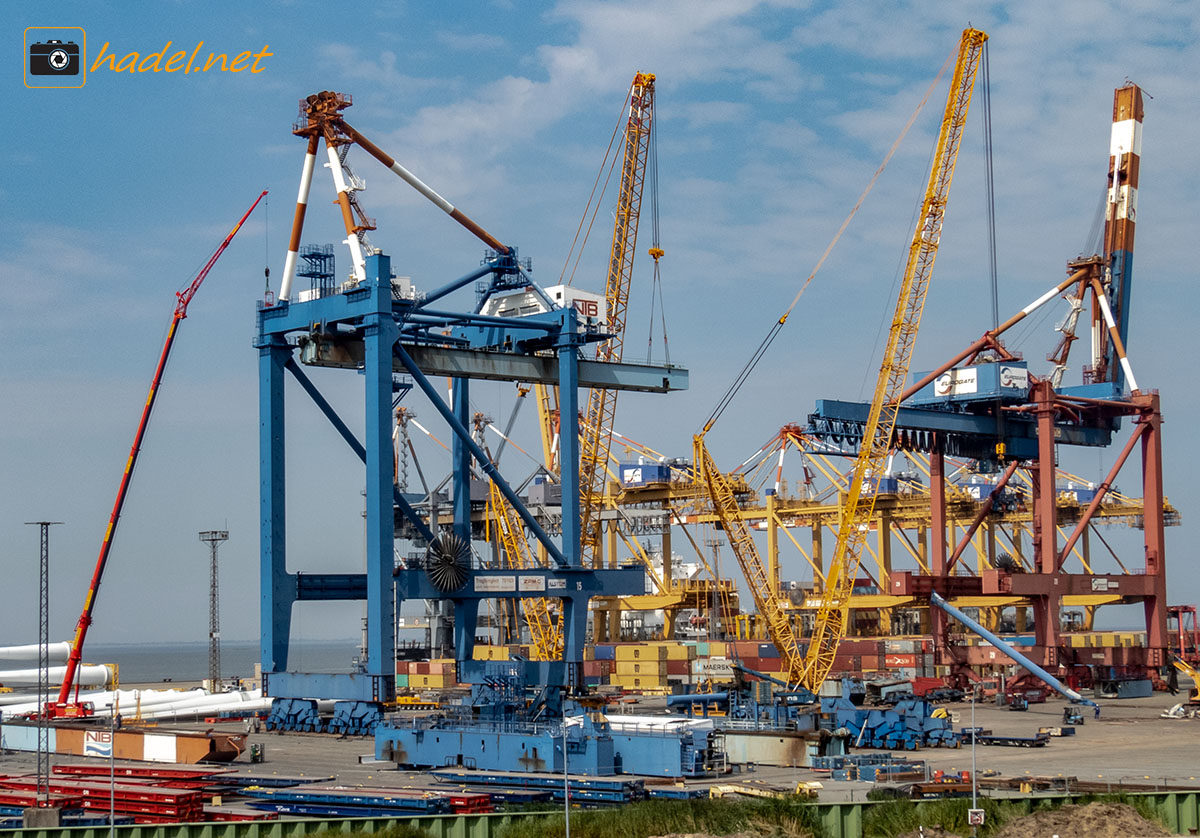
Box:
577, 72, 656, 576
700, 46, 956, 436
524, 74, 656, 656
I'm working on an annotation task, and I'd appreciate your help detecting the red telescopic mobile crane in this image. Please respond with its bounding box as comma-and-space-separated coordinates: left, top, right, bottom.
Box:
48, 192, 267, 718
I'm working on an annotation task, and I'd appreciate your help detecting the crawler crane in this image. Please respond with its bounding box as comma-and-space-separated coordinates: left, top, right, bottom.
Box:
695, 28, 988, 689
524, 72, 657, 652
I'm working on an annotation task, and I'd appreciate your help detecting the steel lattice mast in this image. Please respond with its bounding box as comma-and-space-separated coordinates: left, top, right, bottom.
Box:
26, 521, 61, 797
199, 530, 229, 689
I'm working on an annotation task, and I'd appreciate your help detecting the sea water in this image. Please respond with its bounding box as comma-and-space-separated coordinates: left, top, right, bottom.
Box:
83, 639, 361, 684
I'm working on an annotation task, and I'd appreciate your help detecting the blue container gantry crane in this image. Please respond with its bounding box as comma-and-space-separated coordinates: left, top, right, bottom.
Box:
256, 91, 687, 724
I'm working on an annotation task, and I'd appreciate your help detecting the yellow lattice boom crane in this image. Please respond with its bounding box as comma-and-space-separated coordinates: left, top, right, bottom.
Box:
578, 72, 656, 569
517, 73, 656, 655
800, 27, 987, 689
485, 480, 561, 659
693, 28, 987, 688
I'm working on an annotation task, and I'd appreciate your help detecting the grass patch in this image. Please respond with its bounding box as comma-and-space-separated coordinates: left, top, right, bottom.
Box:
862, 791, 1173, 837
863, 796, 1026, 837
495, 798, 825, 838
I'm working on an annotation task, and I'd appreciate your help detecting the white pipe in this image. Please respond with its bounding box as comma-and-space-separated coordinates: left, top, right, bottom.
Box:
278, 148, 319, 302
1021, 283, 1065, 317
1095, 290, 1139, 392
0, 664, 113, 688
325, 144, 367, 283
0, 642, 71, 662
386, 161, 455, 214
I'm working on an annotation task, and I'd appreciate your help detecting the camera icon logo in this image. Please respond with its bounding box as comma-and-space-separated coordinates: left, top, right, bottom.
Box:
25, 27, 86, 88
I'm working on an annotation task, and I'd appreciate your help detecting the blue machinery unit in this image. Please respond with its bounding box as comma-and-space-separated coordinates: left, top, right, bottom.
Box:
257, 92, 687, 749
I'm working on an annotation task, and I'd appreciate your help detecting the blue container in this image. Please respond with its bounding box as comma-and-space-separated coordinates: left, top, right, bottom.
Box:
758, 644, 781, 658
594, 644, 616, 660
909, 360, 1031, 406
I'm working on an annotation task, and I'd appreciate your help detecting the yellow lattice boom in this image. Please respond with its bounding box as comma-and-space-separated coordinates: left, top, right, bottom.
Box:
800, 27, 988, 690
696, 435, 807, 682
484, 479, 561, 659
578, 73, 655, 569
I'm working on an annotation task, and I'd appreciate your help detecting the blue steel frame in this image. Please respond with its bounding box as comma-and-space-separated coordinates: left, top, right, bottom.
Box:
256, 249, 683, 703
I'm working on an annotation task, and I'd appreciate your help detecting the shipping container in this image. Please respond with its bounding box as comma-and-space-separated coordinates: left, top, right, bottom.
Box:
619, 463, 672, 488
615, 660, 667, 677
614, 645, 668, 661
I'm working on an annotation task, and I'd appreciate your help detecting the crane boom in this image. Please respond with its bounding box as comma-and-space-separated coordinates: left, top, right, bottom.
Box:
519, 74, 655, 656
54, 191, 267, 712
696, 438, 807, 681
800, 28, 987, 689
578, 72, 655, 570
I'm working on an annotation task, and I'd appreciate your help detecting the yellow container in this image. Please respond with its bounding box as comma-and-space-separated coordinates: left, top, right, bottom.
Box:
657, 643, 693, 661
615, 660, 667, 677
614, 645, 669, 661
411, 674, 448, 689
610, 674, 666, 689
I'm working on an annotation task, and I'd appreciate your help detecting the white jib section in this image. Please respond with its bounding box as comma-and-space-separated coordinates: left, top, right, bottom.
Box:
279, 149, 318, 302
1110, 118, 1142, 158
326, 144, 367, 283
388, 161, 455, 214
1021, 283, 1066, 316
1095, 289, 1139, 392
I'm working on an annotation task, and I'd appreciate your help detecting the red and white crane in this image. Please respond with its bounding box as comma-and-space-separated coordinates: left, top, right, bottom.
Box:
49, 192, 267, 718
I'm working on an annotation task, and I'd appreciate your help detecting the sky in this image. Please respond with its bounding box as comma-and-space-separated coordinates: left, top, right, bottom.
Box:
3, 0, 1198, 650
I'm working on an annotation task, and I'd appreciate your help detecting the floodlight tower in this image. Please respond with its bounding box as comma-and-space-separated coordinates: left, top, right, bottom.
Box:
199, 530, 229, 690
25, 520, 61, 802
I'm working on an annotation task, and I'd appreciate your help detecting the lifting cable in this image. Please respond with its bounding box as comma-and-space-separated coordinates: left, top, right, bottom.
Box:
701, 44, 958, 435
645, 100, 670, 364
981, 41, 1005, 447
559, 80, 633, 288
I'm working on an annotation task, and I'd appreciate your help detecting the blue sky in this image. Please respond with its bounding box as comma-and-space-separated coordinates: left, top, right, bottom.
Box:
3, 1, 1197, 647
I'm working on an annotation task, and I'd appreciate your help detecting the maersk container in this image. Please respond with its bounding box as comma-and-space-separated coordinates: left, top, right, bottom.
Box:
909, 360, 1031, 406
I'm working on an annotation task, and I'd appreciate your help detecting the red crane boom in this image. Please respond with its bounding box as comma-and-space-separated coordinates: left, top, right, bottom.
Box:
52, 191, 267, 715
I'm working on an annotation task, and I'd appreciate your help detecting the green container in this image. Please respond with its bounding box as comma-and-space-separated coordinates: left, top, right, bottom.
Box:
395, 674, 409, 688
